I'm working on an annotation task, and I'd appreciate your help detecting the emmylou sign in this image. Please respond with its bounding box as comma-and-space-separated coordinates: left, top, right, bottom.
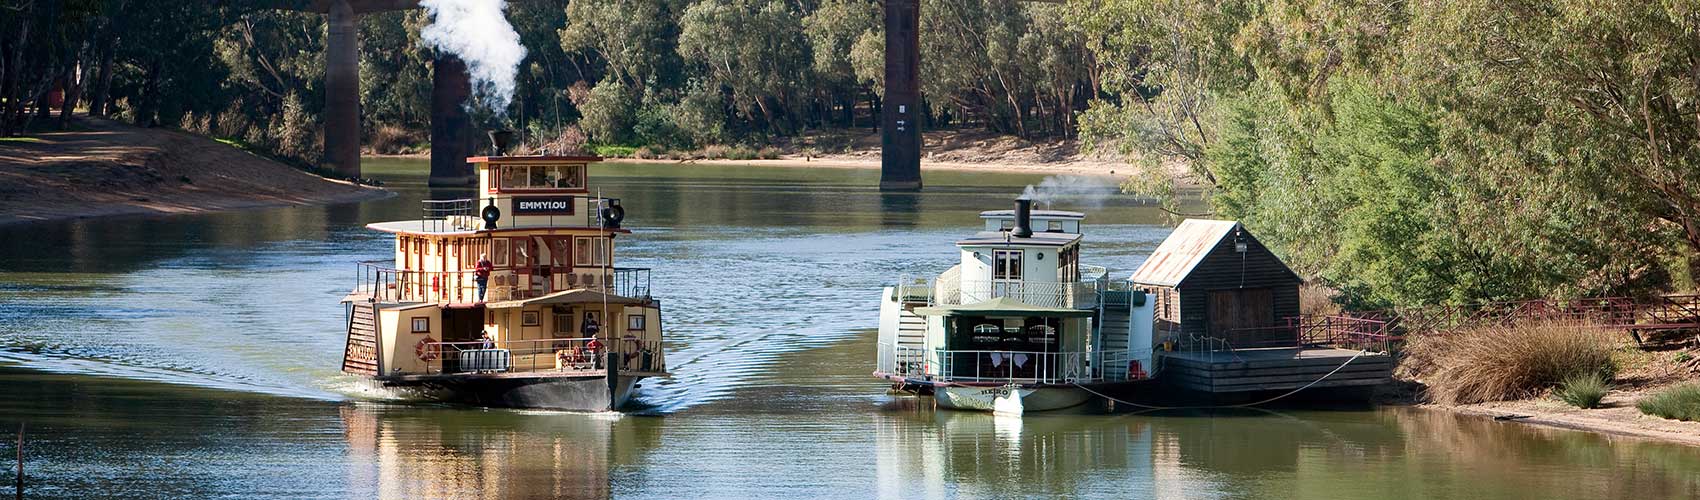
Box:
513, 196, 576, 215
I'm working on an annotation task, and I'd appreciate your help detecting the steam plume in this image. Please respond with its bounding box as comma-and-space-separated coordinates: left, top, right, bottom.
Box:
1020, 175, 1121, 209
418, 0, 527, 113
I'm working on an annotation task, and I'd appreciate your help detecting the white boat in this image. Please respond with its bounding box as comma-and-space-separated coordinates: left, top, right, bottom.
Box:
339, 154, 669, 411
875, 198, 1157, 413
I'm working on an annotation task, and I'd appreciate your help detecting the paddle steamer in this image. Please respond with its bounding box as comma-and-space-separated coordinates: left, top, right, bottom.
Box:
875, 198, 1157, 414
340, 155, 667, 411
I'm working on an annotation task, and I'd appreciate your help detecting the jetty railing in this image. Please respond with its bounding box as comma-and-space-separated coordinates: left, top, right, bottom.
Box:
876, 343, 1149, 384
354, 261, 652, 304
1208, 315, 1397, 354
423, 338, 665, 375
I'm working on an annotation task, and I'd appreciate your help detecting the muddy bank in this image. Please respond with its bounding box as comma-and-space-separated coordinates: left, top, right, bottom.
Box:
1421, 392, 1700, 447
0, 117, 388, 226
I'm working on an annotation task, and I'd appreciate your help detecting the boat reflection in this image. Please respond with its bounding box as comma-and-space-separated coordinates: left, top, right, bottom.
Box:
339, 403, 657, 499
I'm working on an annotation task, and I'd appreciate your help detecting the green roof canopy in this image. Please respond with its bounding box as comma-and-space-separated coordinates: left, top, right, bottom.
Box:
913, 296, 1095, 318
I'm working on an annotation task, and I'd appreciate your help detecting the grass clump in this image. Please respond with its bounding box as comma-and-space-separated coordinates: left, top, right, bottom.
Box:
1637, 383, 1700, 422
1554, 372, 1610, 409
1404, 321, 1616, 404
590, 144, 637, 157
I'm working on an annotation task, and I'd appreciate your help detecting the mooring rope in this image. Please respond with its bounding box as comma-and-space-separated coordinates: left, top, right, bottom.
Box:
1074, 349, 1369, 411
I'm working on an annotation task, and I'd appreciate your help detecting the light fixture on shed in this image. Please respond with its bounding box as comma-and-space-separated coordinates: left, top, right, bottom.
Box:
1234, 229, 1248, 253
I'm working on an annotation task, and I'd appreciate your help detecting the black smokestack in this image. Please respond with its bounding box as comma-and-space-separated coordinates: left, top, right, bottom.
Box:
488, 129, 515, 156
1013, 196, 1033, 238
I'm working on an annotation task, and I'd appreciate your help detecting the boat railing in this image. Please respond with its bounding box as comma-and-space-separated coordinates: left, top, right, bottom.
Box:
414, 195, 623, 231
877, 343, 1150, 384
423, 337, 665, 375
420, 198, 480, 232
354, 260, 653, 304
895, 276, 1100, 309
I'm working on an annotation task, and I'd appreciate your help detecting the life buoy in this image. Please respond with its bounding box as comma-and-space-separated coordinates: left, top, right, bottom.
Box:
416, 337, 440, 361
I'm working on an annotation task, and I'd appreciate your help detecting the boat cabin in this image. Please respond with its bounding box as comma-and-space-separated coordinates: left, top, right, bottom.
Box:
342, 155, 665, 379
1128, 219, 1302, 348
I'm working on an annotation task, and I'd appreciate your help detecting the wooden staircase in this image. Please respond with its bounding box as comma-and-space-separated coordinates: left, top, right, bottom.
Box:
343, 302, 380, 375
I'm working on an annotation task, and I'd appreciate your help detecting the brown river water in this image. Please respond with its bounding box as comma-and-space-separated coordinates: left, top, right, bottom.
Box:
0, 159, 1695, 499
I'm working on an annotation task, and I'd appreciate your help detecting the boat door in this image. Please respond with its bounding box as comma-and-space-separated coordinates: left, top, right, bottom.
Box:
440, 306, 486, 373
991, 249, 1023, 300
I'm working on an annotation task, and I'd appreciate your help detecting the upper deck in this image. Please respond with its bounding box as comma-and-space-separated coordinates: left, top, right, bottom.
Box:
368, 155, 627, 235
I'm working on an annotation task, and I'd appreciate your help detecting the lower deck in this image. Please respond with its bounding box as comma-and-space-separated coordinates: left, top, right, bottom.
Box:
1158, 347, 1392, 393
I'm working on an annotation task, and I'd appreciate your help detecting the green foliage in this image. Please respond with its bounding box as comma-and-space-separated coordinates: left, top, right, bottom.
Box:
588, 144, 638, 157
1555, 372, 1611, 409
577, 79, 637, 144
1637, 384, 1700, 422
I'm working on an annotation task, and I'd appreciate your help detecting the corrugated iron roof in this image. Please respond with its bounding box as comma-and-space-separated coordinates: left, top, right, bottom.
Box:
1128, 219, 1240, 287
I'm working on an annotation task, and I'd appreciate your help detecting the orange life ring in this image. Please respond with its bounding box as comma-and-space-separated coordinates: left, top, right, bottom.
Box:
416, 337, 440, 361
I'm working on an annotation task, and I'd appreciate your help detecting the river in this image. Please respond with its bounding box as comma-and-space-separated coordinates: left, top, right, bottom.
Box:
0, 159, 1696, 499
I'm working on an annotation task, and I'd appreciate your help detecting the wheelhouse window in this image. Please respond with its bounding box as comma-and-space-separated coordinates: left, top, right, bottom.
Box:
993, 250, 1023, 281
628, 314, 646, 331
497, 164, 585, 191
492, 238, 510, 267
411, 317, 430, 333
1000, 219, 1016, 231
575, 237, 609, 266
1047, 220, 1063, 232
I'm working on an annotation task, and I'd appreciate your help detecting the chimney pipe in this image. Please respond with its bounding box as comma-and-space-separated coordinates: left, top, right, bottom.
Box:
488, 130, 515, 156
1013, 197, 1033, 238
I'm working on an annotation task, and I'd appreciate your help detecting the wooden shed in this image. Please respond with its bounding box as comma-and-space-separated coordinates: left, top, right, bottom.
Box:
1129, 219, 1302, 348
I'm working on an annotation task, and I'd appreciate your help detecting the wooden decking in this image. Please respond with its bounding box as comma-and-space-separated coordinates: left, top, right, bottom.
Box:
1159, 347, 1392, 393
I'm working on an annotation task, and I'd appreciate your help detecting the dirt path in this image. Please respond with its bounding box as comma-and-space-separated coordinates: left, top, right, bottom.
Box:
0, 117, 388, 226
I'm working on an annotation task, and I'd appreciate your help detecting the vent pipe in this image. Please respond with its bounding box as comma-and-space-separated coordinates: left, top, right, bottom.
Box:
1013, 196, 1033, 238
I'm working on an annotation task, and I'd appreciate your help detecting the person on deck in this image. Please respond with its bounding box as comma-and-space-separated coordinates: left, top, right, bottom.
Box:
585, 336, 605, 369
479, 329, 496, 350
474, 253, 493, 301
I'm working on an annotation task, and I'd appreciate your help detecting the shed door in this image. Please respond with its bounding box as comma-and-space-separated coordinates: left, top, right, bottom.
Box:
1207, 288, 1278, 346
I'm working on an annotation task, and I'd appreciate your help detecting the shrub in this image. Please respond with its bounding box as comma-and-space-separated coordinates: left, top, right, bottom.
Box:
726, 146, 757, 161
757, 146, 781, 159
578, 80, 635, 144
1403, 321, 1616, 404
700, 144, 730, 159
1637, 383, 1700, 421
1554, 372, 1610, 409
633, 146, 661, 159
368, 125, 422, 155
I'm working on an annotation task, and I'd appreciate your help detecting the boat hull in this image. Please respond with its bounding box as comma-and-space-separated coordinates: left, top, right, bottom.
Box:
935, 385, 1091, 413
379, 373, 645, 412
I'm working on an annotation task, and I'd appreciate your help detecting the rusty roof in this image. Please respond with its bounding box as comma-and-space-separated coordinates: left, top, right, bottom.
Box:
1128, 219, 1240, 287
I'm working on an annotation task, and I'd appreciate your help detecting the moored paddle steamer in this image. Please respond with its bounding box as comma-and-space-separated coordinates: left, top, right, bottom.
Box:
340, 154, 668, 411
875, 198, 1157, 414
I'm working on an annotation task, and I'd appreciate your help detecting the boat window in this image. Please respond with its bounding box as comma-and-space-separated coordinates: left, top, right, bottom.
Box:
575, 237, 609, 266
554, 309, 573, 334
528, 165, 549, 187
628, 314, 646, 331
1047, 220, 1063, 232
556, 165, 584, 189
411, 317, 430, 333
492, 238, 509, 267
1000, 219, 1015, 231
500, 165, 521, 189
993, 250, 1023, 281
972, 324, 1001, 335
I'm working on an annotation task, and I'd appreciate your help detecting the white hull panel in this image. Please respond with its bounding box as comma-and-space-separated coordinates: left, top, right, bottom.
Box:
936, 386, 1091, 413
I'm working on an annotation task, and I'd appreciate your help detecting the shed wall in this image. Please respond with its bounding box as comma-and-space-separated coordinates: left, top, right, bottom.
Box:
1173, 230, 1300, 343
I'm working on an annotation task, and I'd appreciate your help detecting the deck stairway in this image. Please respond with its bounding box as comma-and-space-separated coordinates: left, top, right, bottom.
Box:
343, 302, 380, 376
1098, 290, 1133, 380
894, 305, 928, 372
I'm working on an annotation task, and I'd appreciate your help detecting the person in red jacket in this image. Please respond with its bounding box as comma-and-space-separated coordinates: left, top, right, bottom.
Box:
474, 253, 493, 301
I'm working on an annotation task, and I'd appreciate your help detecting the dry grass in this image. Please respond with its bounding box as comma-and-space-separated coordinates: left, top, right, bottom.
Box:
1404, 320, 1617, 404
1299, 283, 1342, 316
368, 125, 425, 155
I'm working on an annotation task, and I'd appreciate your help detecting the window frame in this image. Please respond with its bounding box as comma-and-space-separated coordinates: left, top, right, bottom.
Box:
628, 313, 646, 331
410, 317, 430, 333
993, 250, 1023, 281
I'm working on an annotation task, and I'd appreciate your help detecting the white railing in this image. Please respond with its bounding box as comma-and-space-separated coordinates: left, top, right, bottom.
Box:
876, 342, 1150, 384
894, 276, 1102, 309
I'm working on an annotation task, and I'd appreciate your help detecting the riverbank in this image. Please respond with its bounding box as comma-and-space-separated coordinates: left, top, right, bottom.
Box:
1391, 344, 1700, 446
0, 117, 388, 226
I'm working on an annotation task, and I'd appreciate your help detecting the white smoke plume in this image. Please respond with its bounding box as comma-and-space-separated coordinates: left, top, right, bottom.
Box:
418, 0, 527, 114
1020, 175, 1122, 209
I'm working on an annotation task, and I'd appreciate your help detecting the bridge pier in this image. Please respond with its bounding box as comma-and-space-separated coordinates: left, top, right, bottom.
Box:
428, 55, 476, 186
880, 0, 922, 191
323, 0, 362, 180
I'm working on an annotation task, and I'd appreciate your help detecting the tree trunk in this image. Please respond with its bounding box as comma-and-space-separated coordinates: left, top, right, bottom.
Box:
90, 31, 116, 117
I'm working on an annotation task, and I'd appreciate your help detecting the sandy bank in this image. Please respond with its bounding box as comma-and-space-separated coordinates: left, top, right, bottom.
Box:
1422, 391, 1700, 447
0, 117, 389, 226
